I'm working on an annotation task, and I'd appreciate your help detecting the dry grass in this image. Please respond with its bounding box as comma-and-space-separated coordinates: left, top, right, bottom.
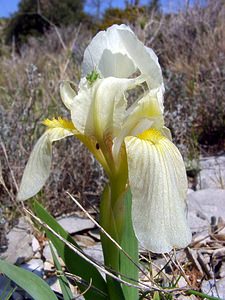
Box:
0, 0, 224, 221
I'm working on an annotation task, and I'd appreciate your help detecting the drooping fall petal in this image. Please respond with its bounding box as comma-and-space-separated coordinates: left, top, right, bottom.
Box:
125, 129, 192, 253
17, 119, 75, 201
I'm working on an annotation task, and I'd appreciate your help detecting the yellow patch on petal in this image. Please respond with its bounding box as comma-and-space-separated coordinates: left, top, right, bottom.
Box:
125, 132, 192, 253
137, 128, 165, 144
43, 117, 75, 131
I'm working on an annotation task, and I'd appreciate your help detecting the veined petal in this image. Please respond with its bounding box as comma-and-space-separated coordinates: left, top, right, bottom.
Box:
71, 77, 136, 141
82, 24, 164, 90
17, 120, 75, 201
98, 49, 136, 78
125, 129, 192, 253
60, 81, 76, 110
82, 25, 136, 78
112, 91, 164, 160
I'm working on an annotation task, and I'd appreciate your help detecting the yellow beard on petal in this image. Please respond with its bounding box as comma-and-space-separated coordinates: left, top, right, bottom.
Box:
42, 117, 76, 131
137, 128, 166, 145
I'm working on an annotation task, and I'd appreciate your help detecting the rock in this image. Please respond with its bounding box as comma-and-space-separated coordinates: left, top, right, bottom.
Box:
187, 189, 225, 234
21, 258, 43, 277
57, 216, 95, 234
188, 188, 195, 194
32, 236, 40, 252
44, 261, 55, 273
46, 276, 60, 293
219, 262, 225, 278
43, 242, 58, 262
201, 278, 225, 299
84, 243, 104, 265
177, 276, 187, 288
75, 234, 96, 247
43, 243, 52, 262
0, 218, 33, 264
177, 295, 197, 300
197, 155, 225, 189
88, 228, 101, 241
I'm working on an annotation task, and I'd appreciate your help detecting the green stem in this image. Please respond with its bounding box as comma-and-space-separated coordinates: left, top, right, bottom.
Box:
100, 184, 125, 300
186, 289, 223, 300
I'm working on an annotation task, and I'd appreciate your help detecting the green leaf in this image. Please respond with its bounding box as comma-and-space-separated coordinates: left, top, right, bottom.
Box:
0, 259, 58, 300
120, 189, 139, 300
32, 200, 108, 300
50, 242, 73, 300
100, 184, 126, 300
186, 289, 223, 300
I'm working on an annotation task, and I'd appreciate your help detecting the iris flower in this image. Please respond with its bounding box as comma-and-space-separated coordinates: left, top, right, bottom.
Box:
17, 24, 191, 253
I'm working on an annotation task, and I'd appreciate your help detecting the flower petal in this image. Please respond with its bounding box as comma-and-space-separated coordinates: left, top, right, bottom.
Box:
98, 49, 136, 78
82, 25, 136, 78
60, 81, 76, 110
82, 24, 163, 89
17, 126, 74, 201
113, 90, 164, 160
71, 77, 135, 141
125, 130, 192, 253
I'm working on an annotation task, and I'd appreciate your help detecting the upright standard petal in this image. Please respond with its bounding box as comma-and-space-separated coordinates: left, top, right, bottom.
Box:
82, 25, 136, 78
82, 24, 163, 90
17, 120, 75, 201
125, 129, 192, 253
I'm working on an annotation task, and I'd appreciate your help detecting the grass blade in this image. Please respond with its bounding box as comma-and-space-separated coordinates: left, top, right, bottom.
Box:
50, 242, 74, 300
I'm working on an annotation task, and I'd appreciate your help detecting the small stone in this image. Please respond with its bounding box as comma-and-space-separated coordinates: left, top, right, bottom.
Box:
44, 261, 55, 273
84, 243, 104, 265
0, 218, 33, 265
197, 155, 225, 189
46, 276, 61, 292
57, 216, 95, 234
219, 262, 225, 278
188, 188, 195, 194
177, 295, 197, 300
33, 251, 41, 259
75, 234, 95, 247
187, 189, 225, 234
88, 228, 101, 241
177, 276, 187, 288
21, 258, 43, 277
32, 237, 40, 252
43, 243, 53, 262
201, 278, 225, 298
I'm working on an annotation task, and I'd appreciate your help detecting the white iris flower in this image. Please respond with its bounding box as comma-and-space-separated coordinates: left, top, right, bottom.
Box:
17, 24, 191, 253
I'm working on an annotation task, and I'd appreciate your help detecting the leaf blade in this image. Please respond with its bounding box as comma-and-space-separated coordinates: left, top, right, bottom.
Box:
33, 200, 108, 300
120, 189, 139, 300
0, 259, 58, 300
